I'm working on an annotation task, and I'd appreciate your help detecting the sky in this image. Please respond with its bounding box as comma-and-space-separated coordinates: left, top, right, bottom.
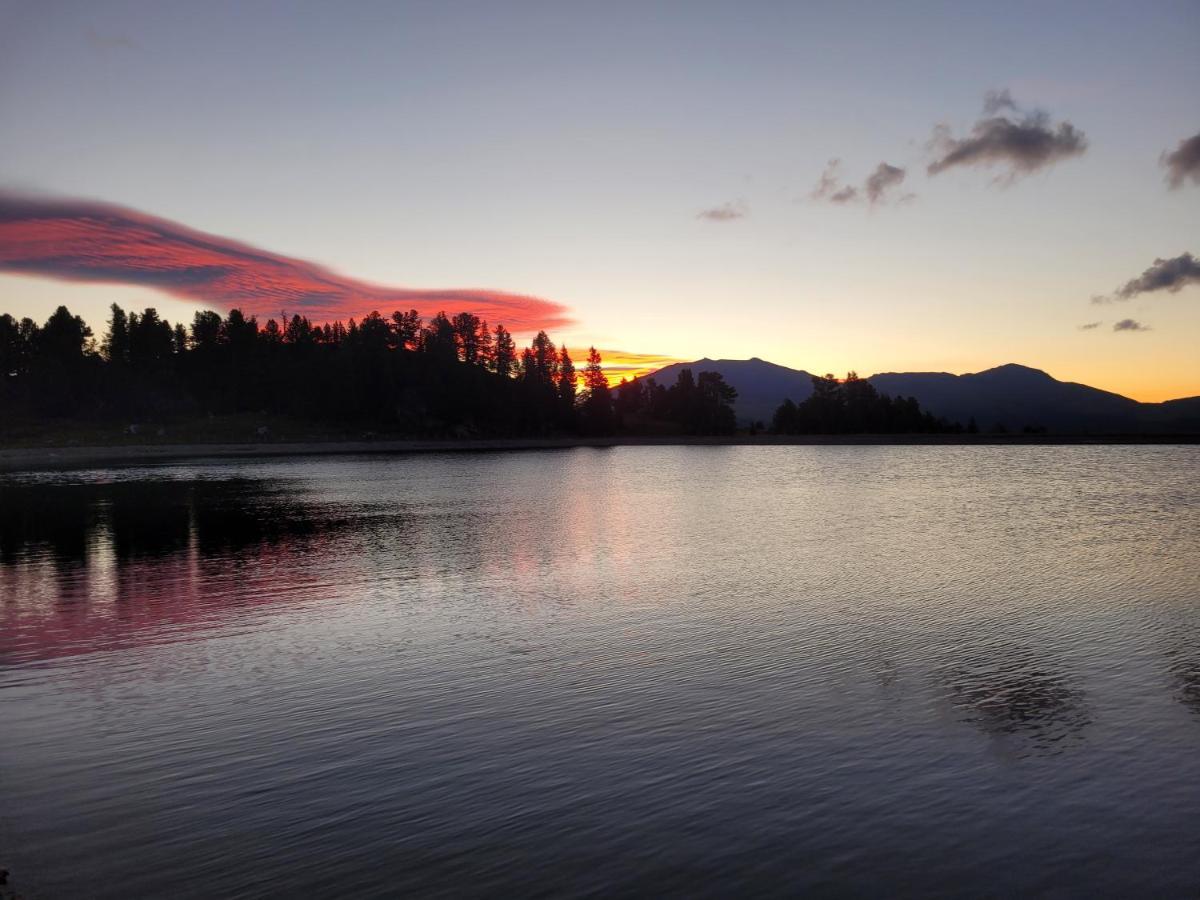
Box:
1, 0, 1198, 400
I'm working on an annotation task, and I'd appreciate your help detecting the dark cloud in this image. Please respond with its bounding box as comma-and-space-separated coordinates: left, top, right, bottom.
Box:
927, 92, 1087, 181
1161, 132, 1200, 189
1108, 252, 1200, 301
1078, 321, 1101, 330
0, 191, 571, 330
810, 159, 909, 206
697, 200, 747, 222
864, 163, 906, 205
1113, 318, 1149, 332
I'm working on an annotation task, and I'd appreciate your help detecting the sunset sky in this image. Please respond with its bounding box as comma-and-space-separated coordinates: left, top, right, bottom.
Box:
2, 1, 1198, 400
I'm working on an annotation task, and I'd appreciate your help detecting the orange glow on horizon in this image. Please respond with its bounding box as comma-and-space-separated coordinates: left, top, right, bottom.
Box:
594, 349, 683, 386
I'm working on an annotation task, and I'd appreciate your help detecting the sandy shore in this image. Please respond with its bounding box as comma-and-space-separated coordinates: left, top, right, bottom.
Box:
1, 433, 1196, 472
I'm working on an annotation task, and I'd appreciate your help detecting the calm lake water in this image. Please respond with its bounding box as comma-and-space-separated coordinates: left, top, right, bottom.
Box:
2, 446, 1198, 898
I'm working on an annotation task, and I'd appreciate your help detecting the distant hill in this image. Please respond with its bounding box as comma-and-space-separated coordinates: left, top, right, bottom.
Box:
1138, 395, 1200, 433
642, 358, 816, 426
639, 358, 1199, 433
868, 364, 1140, 432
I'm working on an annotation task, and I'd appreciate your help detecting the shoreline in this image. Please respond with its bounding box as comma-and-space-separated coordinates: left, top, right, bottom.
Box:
1, 433, 1198, 472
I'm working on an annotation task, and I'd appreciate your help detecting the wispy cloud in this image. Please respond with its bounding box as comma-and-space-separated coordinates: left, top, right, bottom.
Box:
1161, 131, 1200, 189
809, 159, 910, 206
697, 200, 748, 222
1078, 321, 1102, 330
1113, 318, 1149, 332
1093, 252, 1200, 303
981, 88, 1018, 115
809, 159, 843, 201
927, 90, 1086, 182
0, 191, 571, 331
864, 163, 907, 205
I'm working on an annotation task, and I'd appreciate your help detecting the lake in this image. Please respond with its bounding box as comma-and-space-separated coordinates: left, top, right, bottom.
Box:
2, 446, 1198, 897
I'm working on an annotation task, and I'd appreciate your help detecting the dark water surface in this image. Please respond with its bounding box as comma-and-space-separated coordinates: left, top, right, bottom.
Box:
2, 446, 1198, 898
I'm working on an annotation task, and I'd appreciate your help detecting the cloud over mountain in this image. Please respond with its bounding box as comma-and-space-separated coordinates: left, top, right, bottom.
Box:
0, 192, 571, 331
927, 91, 1087, 181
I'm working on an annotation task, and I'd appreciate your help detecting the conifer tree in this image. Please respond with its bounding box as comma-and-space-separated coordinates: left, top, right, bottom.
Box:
558, 345, 577, 405
493, 325, 516, 377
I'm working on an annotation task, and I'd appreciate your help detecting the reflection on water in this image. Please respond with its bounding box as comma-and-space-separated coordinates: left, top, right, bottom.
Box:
935, 641, 1090, 753
1, 446, 1199, 898
1166, 641, 1200, 715
0, 480, 349, 663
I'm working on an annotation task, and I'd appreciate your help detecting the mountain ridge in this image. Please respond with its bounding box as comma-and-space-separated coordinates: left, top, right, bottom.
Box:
636, 358, 1199, 433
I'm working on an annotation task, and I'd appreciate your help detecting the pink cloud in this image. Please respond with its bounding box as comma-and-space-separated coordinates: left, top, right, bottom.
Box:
0, 192, 572, 331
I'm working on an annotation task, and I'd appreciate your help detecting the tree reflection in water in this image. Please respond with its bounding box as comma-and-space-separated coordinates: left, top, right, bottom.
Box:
934, 640, 1091, 754
0, 479, 351, 663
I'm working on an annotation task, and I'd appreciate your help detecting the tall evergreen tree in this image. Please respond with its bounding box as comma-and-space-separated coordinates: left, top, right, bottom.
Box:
581, 347, 613, 433
558, 346, 577, 405
102, 303, 130, 365
493, 325, 516, 377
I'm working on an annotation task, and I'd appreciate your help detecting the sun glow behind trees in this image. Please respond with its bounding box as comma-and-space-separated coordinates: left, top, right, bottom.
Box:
0, 303, 738, 437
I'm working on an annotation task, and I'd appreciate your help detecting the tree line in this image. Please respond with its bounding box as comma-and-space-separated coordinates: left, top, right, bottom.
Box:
771, 372, 964, 434
0, 304, 739, 437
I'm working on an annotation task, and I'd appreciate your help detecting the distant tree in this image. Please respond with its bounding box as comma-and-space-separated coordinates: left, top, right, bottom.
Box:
129, 308, 174, 368
190, 311, 223, 350
558, 346, 577, 406
693, 371, 738, 434
493, 325, 516, 378
390, 309, 421, 351
221, 309, 259, 350
615, 377, 644, 421
530, 331, 558, 386
0, 313, 38, 379
581, 347, 613, 433
102, 304, 130, 365
422, 311, 457, 360
0, 303, 751, 438
261, 318, 283, 345
39, 305, 92, 362
284, 314, 317, 348
355, 311, 389, 353
0, 314, 22, 376
772, 398, 799, 433
771, 372, 953, 435
452, 312, 483, 364
476, 320, 494, 369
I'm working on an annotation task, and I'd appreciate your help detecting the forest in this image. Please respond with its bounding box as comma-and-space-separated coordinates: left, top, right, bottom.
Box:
771, 373, 965, 435
1, 304, 959, 439
0, 304, 741, 437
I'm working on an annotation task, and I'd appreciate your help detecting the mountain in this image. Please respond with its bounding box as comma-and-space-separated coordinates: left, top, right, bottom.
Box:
868, 364, 1141, 432
639, 358, 1198, 433
642, 357, 816, 426
1138, 396, 1200, 433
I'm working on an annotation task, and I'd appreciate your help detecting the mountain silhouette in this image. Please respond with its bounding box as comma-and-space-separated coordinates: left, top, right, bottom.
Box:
643, 358, 817, 426
640, 359, 1200, 432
